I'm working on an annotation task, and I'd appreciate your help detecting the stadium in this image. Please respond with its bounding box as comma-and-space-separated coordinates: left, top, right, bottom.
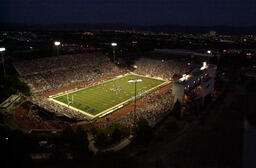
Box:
12, 53, 190, 129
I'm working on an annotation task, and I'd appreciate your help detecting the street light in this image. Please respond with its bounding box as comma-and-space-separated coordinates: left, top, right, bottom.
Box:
0, 47, 6, 78
54, 41, 61, 56
111, 42, 117, 62
128, 79, 142, 126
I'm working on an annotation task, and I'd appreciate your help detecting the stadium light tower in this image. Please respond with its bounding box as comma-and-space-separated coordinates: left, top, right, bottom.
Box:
0, 47, 6, 78
54, 41, 61, 56
200, 61, 207, 70
128, 79, 142, 126
111, 42, 117, 62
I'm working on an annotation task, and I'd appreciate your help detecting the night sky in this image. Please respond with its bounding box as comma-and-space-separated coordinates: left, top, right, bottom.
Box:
1, 0, 256, 26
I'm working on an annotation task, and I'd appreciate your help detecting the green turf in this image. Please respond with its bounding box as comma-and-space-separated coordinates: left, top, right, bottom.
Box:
53, 74, 165, 116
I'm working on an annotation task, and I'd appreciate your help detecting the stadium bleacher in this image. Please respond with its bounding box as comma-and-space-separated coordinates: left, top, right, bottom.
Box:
14, 53, 189, 125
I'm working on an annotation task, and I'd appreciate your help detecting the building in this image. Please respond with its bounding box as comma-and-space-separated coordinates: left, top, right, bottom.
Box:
209, 31, 216, 36
241, 66, 256, 79
172, 62, 217, 105
150, 49, 215, 62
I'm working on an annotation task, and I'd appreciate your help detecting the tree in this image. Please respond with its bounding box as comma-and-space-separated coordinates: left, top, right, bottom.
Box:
172, 100, 182, 119
62, 125, 75, 143
76, 125, 88, 141
112, 128, 122, 141
166, 121, 180, 133
134, 118, 153, 144
95, 132, 107, 147
0, 111, 3, 124
72, 126, 91, 160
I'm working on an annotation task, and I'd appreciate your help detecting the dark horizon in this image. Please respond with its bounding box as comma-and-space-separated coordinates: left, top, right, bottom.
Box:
1, 0, 256, 27
1, 22, 256, 28
2, 22, 256, 35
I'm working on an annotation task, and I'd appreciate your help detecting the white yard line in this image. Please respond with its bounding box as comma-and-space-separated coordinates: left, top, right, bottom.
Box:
51, 73, 130, 98
48, 73, 170, 119
95, 81, 169, 118
50, 98, 95, 119
129, 72, 166, 81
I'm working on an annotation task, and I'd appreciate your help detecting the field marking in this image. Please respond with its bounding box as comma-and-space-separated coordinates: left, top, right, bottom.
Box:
49, 73, 169, 119
50, 98, 95, 119
53, 72, 165, 99
93, 80, 170, 118
51, 73, 131, 98
75, 80, 171, 125
129, 72, 165, 81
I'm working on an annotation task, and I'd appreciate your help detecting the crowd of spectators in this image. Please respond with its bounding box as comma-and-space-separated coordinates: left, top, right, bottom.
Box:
30, 96, 90, 121
17, 101, 71, 129
14, 54, 189, 125
133, 58, 190, 80
15, 53, 122, 94
117, 91, 174, 127
14, 53, 105, 75
22, 74, 51, 93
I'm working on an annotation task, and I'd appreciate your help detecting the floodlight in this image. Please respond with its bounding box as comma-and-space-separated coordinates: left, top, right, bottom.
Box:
111, 42, 117, 47
0, 47, 6, 52
207, 50, 212, 54
128, 78, 142, 126
180, 74, 187, 81
54, 41, 60, 46
0, 47, 6, 78
200, 62, 207, 70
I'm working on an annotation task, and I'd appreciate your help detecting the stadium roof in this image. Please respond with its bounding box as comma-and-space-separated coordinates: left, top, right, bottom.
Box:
152, 49, 214, 57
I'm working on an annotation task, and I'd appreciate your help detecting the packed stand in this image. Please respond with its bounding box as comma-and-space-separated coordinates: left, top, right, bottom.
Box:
133, 58, 190, 80
15, 53, 123, 94
13, 53, 105, 75
116, 90, 174, 127
30, 96, 90, 121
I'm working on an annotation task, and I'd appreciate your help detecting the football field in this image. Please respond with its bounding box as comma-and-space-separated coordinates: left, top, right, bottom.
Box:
50, 74, 167, 118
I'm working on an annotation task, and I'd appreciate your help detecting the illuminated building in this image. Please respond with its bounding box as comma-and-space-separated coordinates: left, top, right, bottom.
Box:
172, 62, 217, 104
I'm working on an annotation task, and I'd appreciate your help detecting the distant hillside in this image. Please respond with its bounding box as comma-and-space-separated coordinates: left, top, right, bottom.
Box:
1, 23, 256, 35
